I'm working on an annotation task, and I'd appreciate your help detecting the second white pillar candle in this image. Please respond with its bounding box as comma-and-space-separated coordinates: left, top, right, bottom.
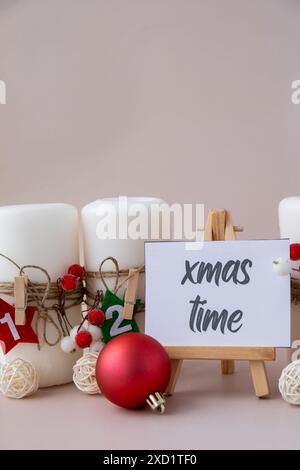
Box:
81, 197, 166, 330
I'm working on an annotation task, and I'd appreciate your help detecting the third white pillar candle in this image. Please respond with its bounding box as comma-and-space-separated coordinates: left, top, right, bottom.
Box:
279, 197, 300, 363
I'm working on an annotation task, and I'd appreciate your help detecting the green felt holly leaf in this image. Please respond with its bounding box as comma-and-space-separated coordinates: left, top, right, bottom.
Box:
100, 289, 140, 344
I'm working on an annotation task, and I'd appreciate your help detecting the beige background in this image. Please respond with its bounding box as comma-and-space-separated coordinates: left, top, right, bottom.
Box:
0, 0, 300, 238
0, 0, 300, 450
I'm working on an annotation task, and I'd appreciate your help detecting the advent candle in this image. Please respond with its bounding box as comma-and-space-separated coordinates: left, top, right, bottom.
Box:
0, 203, 82, 387
81, 197, 166, 330
279, 197, 300, 241
279, 197, 300, 280
279, 197, 300, 361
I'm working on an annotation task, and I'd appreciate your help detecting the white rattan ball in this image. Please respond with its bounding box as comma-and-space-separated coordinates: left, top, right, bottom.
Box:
73, 352, 100, 395
0, 358, 39, 399
279, 360, 300, 405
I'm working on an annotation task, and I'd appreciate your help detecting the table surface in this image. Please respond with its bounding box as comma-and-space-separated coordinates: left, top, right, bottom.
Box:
0, 350, 299, 450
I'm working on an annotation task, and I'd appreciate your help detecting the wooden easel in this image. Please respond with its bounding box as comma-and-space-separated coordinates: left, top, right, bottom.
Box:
166, 209, 276, 398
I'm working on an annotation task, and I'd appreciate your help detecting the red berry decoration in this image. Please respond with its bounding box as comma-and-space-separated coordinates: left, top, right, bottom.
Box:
60, 274, 78, 292
68, 264, 85, 280
96, 333, 171, 413
88, 309, 105, 326
75, 330, 92, 348
290, 243, 300, 261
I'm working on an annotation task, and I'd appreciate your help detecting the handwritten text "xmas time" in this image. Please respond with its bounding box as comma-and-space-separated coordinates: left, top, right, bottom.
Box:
181, 258, 253, 335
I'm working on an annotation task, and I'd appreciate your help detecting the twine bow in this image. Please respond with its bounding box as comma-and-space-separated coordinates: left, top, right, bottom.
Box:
85, 257, 144, 296
19, 265, 62, 347
84, 257, 145, 312
0, 254, 83, 347
99, 257, 145, 294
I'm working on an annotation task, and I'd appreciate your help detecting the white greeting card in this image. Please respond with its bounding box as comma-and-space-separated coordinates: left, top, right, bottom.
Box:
145, 240, 291, 347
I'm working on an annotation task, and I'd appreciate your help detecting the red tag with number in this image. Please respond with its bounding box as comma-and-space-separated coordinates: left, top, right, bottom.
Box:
0, 298, 38, 354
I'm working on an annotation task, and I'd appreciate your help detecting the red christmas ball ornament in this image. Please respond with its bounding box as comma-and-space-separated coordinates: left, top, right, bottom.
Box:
75, 330, 92, 348
88, 309, 105, 326
290, 243, 300, 261
96, 333, 171, 413
60, 274, 78, 292
68, 264, 85, 280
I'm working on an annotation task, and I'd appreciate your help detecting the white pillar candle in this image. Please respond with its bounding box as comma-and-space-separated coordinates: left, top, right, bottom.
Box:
279, 197, 300, 242
279, 197, 300, 363
81, 197, 166, 330
0, 203, 82, 387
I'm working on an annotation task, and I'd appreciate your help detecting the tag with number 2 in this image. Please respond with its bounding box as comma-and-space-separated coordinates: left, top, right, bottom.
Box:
100, 289, 140, 344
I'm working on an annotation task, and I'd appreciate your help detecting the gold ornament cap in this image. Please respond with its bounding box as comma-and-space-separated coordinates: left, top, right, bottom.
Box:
146, 392, 166, 414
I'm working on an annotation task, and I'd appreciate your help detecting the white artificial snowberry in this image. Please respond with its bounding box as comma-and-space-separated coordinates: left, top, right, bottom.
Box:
273, 258, 292, 276
60, 335, 76, 353
87, 324, 102, 342
89, 340, 103, 353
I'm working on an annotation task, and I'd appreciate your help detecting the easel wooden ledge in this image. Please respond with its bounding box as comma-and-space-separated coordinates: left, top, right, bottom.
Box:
166, 209, 276, 398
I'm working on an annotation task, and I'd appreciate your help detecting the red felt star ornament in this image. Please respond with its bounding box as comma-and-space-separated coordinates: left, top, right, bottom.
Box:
0, 298, 39, 354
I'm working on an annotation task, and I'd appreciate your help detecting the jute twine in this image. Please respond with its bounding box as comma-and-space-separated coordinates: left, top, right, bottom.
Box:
0, 254, 145, 349
0, 253, 83, 347
85, 256, 145, 310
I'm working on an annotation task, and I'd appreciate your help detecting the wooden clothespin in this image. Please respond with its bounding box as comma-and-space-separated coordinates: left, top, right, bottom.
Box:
204, 209, 240, 242
123, 269, 140, 320
14, 275, 28, 325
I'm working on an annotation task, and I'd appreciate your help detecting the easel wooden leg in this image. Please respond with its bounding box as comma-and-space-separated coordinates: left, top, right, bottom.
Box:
250, 361, 270, 398
221, 360, 235, 375
166, 359, 183, 396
